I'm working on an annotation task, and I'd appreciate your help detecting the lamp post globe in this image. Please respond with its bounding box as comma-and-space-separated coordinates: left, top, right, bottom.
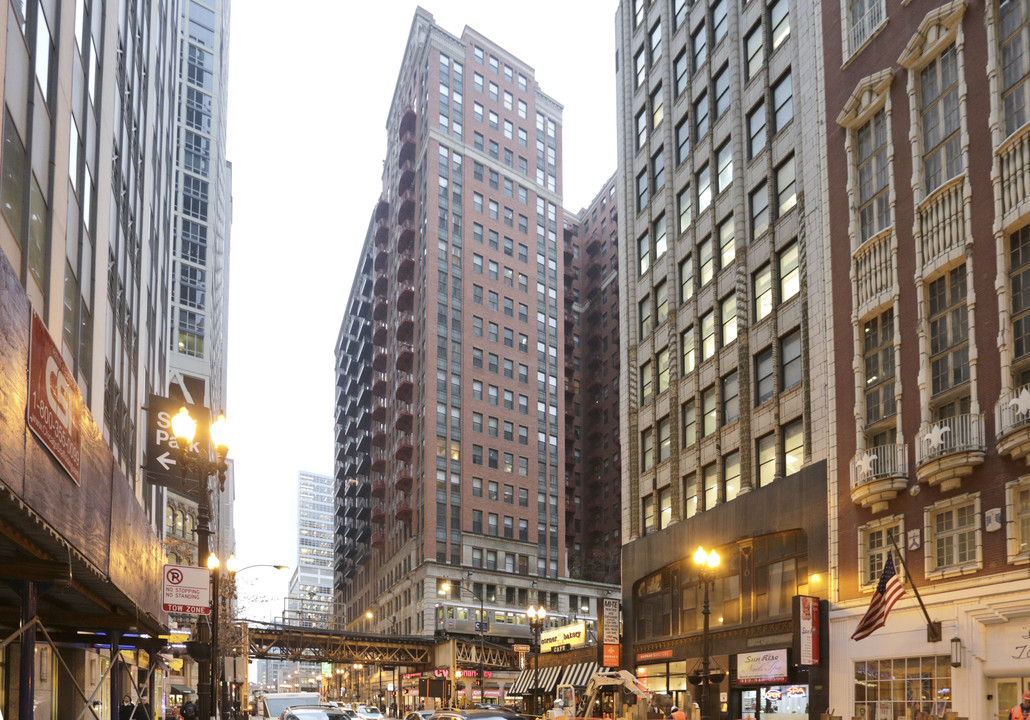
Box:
693, 547, 720, 720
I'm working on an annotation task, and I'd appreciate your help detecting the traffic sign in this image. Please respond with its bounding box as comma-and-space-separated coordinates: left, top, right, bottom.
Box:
162, 563, 211, 615
512, 644, 531, 652
146, 395, 210, 485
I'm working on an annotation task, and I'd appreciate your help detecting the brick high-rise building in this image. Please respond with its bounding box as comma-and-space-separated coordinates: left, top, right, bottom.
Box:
614, 0, 833, 717
823, 1, 1030, 717
334, 8, 618, 706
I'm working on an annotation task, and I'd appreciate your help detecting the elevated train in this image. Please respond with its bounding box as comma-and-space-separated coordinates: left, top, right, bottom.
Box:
434, 601, 598, 643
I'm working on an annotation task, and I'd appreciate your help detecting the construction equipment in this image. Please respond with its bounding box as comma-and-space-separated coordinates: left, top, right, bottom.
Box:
550, 670, 662, 720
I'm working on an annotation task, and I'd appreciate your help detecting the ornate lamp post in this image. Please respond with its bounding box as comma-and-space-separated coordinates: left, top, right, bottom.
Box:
442, 571, 487, 703
690, 547, 725, 720
172, 407, 230, 720
526, 605, 547, 716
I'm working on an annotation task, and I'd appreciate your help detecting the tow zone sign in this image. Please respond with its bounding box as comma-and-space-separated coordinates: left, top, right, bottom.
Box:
162, 564, 211, 615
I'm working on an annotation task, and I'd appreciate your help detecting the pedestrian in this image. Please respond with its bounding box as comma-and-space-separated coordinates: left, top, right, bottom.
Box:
181, 696, 199, 720
120, 696, 135, 720
670, 706, 687, 720
1011, 690, 1030, 720
135, 693, 152, 720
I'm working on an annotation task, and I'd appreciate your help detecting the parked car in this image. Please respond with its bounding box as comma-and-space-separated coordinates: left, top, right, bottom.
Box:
430, 710, 527, 720
279, 706, 353, 720
341, 710, 360, 720
355, 706, 383, 720
404, 711, 434, 720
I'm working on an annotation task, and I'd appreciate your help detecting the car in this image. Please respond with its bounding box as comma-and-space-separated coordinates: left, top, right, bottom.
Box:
404, 711, 434, 720
279, 706, 353, 720
341, 710, 360, 720
355, 706, 383, 720
430, 710, 527, 720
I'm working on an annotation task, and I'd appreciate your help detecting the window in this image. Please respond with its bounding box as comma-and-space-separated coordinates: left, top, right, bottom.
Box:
716, 141, 732, 194
849, 0, 885, 55
695, 92, 710, 139
702, 386, 717, 436
782, 418, 803, 475
657, 346, 670, 394
1013, 227, 1030, 362
692, 23, 707, 72
701, 311, 716, 360
724, 450, 740, 502
864, 309, 896, 427
656, 280, 669, 326
721, 295, 737, 346
712, 0, 728, 43
755, 347, 775, 405
682, 401, 697, 446
682, 327, 696, 373
856, 108, 891, 242
642, 427, 655, 471
780, 329, 802, 390
643, 494, 655, 533
641, 360, 654, 402
773, 72, 793, 131
703, 463, 718, 510
680, 256, 694, 301
636, 108, 648, 150
926, 496, 979, 573
859, 517, 902, 586
920, 44, 962, 193
779, 241, 799, 301
676, 118, 691, 165
754, 265, 773, 321
658, 416, 671, 462
1008, 478, 1030, 561
637, 169, 649, 212
745, 22, 764, 80
674, 51, 689, 97
651, 85, 664, 128
757, 433, 776, 487
652, 148, 666, 192
654, 214, 667, 260
678, 185, 692, 233
697, 163, 712, 214
928, 266, 969, 396
649, 21, 663, 64
638, 233, 650, 275
635, 47, 647, 88
640, 296, 653, 337
770, 0, 790, 51
659, 486, 672, 528
714, 65, 730, 118
748, 103, 767, 158
750, 182, 769, 241
722, 371, 739, 424
699, 236, 714, 286
776, 155, 797, 216
1000, 0, 1030, 136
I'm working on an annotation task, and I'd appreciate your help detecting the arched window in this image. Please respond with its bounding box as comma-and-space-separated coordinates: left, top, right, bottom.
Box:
166, 505, 174, 533
175, 510, 184, 535
185, 514, 194, 537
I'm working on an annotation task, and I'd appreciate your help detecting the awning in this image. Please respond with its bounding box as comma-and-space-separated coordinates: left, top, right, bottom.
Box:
560, 662, 602, 688
170, 685, 194, 695
508, 665, 564, 696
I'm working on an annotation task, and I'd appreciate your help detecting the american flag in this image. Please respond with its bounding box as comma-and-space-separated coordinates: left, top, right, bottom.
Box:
851, 552, 906, 641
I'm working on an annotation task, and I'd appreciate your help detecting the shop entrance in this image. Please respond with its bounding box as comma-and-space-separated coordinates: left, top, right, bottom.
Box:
995, 677, 1030, 720
737, 685, 809, 720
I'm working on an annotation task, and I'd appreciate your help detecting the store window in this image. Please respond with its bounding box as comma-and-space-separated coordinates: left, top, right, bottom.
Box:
854, 656, 951, 719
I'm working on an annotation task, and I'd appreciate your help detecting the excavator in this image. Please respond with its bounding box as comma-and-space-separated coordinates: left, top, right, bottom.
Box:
548, 670, 668, 720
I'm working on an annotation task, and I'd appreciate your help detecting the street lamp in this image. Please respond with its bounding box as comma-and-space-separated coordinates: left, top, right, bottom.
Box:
689, 547, 726, 720
172, 407, 230, 720
208, 554, 222, 720
526, 605, 547, 716
442, 571, 488, 704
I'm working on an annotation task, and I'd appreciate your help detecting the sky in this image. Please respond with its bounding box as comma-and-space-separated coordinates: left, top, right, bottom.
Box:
224, 1, 618, 620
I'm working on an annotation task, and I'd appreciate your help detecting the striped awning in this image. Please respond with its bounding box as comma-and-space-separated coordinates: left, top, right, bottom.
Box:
508, 665, 564, 695
560, 662, 602, 688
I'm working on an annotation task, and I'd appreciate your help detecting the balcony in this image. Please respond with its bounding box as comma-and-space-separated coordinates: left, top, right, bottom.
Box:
372, 294, 388, 322
396, 282, 414, 312
395, 370, 413, 402
917, 175, 966, 272
371, 505, 386, 525
371, 532, 385, 549
915, 414, 986, 492
399, 108, 416, 138
394, 464, 413, 493
371, 420, 387, 448
396, 343, 414, 373
394, 436, 413, 463
375, 197, 390, 222
371, 446, 388, 473
372, 371, 388, 398
996, 385, 1030, 464
373, 321, 388, 347
371, 478, 386, 498
398, 219, 415, 254
398, 188, 416, 225
585, 236, 600, 255
398, 157, 416, 195
374, 243, 389, 273
849, 445, 909, 513
395, 402, 414, 432
371, 400, 387, 423
374, 269, 389, 299
399, 129, 416, 165
372, 347, 389, 372
396, 311, 414, 343
375, 215, 389, 249
999, 122, 1030, 221
397, 246, 415, 283
395, 500, 412, 521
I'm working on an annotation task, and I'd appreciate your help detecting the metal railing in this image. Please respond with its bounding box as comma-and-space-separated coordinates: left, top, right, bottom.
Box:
915, 414, 985, 465
850, 444, 908, 489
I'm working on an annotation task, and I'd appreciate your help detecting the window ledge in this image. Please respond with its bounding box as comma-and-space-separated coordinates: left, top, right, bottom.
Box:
925, 561, 981, 581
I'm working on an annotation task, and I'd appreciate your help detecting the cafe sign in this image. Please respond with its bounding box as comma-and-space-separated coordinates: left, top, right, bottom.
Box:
541, 621, 586, 653
737, 649, 788, 685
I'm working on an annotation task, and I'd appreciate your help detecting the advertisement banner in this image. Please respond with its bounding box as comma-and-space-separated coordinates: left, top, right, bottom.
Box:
27, 311, 82, 484
541, 621, 586, 653
603, 644, 621, 667
602, 598, 621, 645
736, 650, 788, 685
793, 595, 820, 666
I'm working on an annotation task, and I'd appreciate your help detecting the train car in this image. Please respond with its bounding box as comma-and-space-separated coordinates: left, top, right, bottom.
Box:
434, 602, 598, 644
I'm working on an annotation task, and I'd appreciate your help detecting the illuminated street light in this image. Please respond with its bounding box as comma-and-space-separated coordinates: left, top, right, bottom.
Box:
527, 606, 547, 715
690, 547, 725, 720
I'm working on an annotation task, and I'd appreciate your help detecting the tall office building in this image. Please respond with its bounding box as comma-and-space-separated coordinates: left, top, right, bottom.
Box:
823, 1, 1030, 717
614, 0, 833, 717
162, 0, 235, 569
0, 1, 188, 719
562, 176, 622, 586
334, 8, 618, 704
289, 470, 335, 614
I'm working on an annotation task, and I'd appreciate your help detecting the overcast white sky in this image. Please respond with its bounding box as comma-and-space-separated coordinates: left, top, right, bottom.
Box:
224, 1, 618, 619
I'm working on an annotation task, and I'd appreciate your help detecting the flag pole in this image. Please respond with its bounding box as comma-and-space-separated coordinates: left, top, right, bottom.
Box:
889, 534, 941, 642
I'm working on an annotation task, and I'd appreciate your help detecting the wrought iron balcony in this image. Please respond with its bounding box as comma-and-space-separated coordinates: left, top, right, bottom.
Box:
915, 413, 985, 492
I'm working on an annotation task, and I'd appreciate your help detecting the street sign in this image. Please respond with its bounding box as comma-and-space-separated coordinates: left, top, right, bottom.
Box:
146, 395, 210, 485
512, 644, 530, 652
162, 563, 211, 614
